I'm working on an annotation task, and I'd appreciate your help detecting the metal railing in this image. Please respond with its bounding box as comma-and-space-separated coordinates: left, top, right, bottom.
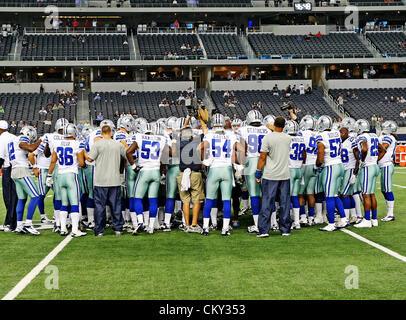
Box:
5, 55, 130, 62
138, 54, 250, 60
24, 27, 128, 35
0, 1, 79, 7
196, 26, 238, 34
136, 27, 196, 34
255, 53, 375, 59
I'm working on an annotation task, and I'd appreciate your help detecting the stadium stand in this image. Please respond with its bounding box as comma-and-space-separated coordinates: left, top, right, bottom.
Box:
247, 33, 374, 59
197, 0, 252, 7
366, 32, 406, 57
0, 35, 14, 60
348, 0, 404, 5
89, 91, 190, 122
137, 34, 204, 60
130, 0, 187, 6
0, 0, 76, 6
21, 34, 130, 61
330, 88, 406, 126
211, 88, 338, 120
199, 34, 247, 59
0, 92, 77, 135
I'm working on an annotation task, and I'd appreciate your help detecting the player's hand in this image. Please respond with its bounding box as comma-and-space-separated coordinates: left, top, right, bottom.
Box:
349, 174, 357, 185
131, 163, 138, 172
359, 161, 366, 168
313, 165, 319, 175
255, 170, 262, 183
33, 168, 40, 177
160, 174, 166, 185
256, 178, 261, 184
45, 175, 53, 187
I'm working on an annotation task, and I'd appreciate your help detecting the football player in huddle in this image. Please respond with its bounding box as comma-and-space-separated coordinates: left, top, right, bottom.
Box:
9, 126, 43, 235
46, 124, 86, 237
284, 120, 306, 230
379, 120, 398, 222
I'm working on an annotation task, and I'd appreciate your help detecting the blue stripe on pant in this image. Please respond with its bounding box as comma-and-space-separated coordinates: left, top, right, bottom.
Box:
93, 186, 123, 235
259, 178, 291, 234
2, 167, 17, 229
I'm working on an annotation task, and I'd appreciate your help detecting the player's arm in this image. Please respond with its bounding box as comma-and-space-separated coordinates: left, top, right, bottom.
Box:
377, 142, 388, 162
19, 139, 42, 153
48, 151, 58, 175
83, 150, 94, 163
77, 150, 86, 168
353, 147, 360, 175
198, 114, 209, 135
360, 141, 368, 162
197, 141, 209, 160
28, 152, 40, 177
44, 143, 51, 158
234, 141, 246, 165
316, 142, 325, 167
302, 150, 307, 164
184, 115, 191, 127
126, 141, 138, 166
255, 151, 268, 183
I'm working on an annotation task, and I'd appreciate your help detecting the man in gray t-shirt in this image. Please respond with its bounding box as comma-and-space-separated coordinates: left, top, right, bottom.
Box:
255, 117, 292, 236
86, 125, 127, 236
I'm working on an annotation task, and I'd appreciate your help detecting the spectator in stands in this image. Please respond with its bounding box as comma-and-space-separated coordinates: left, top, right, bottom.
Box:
369, 66, 376, 78
285, 85, 292, 98
226, 98, 236, 108
132, 110, 138, 118
181, 43, 187, 50
272, 84, 279, 96
58, 102, 64, 110
299, 84, 305, 95
177, 93, 185, 102
337, 93, 345, 105
371, 114, 378, 128
40, 84, 44, 94
44, 117, 52, 126
72, 19, 79, 29
400, 96, 406, 104
400, 109, 406, 119
174, 19, 180, 30
65, 98, 71, 108
94, 93, 101, 101
0, 106, 4, 114
52, 103, 59, 110
92, 19, 97, 30
77, 121, 84, 133
113, 110, 120, 124
121, 90, 128, 96
312, 111, 320, 119
351, 92, 358, 100
257, 101, 263, 109
185, 94, 192, 107
17, 121, 24, 130
85, 20, 91, 29
315, 31, 323, 38
345, 69, 351, 78
84, 120, 90, 127
378, 115, 384, 124
173, 0, 178, 5
10, 121, 16, 128
296, 35, 302, 41
305, 85, 312, 94
223, 90, 230, 98
383, 96, 389, 104
97, 112, 104, 126
390, 96, 396, 103
38, 107, 47, 116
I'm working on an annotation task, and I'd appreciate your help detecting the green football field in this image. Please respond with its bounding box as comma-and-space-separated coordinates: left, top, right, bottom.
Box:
1, 168, 406, 300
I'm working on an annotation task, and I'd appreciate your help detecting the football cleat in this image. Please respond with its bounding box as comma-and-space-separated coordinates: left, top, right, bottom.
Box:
188, 225, 203, 233
349, 216, 358, 224
381, 215, 395, 222
160, 223, 172, 232
232, 220, 240, 228
3, 225, 13, 232
96, 233, 104, 237
256, 233, 269, 238
209, 224, 217, 231
319, 224, 337, 232
23, 225, 40, 236
123, 222, 132, 230
201, 228, 209, 236
239, 207, 250, 216
132, 223, 145, 235
371, 219, 378, 227
14, 226, 27, 234
41, 216, 53, 224
53, 225, 61, 233
0, 225, 5, 231
221, 228, 231, 236
114, 231, 123, 236
335, 218, 349, 229
281, 233, 291, 236
86, 222, 95, 231
291, 222, 301, 230
299, 216, 308, 226
178, 223, 186, 231
307, 217, 315, 226
71, 231, 87, 238
314, 214, 324, 225
271, 223, 279, 231
247, 225, 259, 234
60, 230, 69, 236
146, 226, 154, 235
354, 219, 372, 228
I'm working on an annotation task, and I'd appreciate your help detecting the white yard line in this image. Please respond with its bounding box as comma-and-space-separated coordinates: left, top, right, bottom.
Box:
1, 236, 73, 300
341, 229, 406, 263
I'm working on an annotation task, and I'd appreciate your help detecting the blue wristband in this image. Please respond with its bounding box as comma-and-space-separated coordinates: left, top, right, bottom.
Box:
255, 170, 262, 179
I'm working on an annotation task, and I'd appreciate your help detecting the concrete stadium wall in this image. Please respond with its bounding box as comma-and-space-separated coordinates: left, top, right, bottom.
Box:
210, 79, 312, 91
327, 79, 406, 89
261, 24, 328, 35
0, 83, 74, 93
91, 81, 195, 92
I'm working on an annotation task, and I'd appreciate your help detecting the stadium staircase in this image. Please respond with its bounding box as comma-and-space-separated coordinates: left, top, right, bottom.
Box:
130, 32, 139, 60
77, 90, 91, 122
238, 34, 256, 58
197, 88, 216, 115
320, 77, 348, 119
358, 33, 381, 58
195, 34, 208, 59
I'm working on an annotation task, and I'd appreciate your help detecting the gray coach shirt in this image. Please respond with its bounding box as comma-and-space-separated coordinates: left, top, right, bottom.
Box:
87, 138, 127, 187
260, 131, 291, 181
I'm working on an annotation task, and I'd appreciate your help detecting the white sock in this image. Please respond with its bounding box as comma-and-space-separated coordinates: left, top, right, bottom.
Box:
353, 194, 363, 217
315, 203, 322, 216
210, 208, 218, 226
203, 217, 210, 229
223, 218, 230, 231
122, 211, 126, 222
137, 213, 144, 225
87, 207, 94, 224
71, 212, 80, 233
350, 208, 357, 218
143, 211, 149, 226
164, 213, 172, 225
106, 206, 111, 220
322, 201, 327, 215
344, 209, 350, 219
149, 217, 156, 229
293, 208, 300, 223
154, 215, 160, 229
125, 209, 130, 221
60, 211, 68, 232
40, 213, 46, 219
243, 199, 249, 209
130, 212, 138, 227
158, 207, 164, 225
387, 200, 394, 217
182, 214, 186, 225
25, 219, 32, 226
175, 200, 182, 212
17, 221, 23, 228
253, 214, 258, 227
54, 210, 60, 226
270, 211, 277, 225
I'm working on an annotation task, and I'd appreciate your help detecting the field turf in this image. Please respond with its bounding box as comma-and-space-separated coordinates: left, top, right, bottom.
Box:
1, 168, 406, 300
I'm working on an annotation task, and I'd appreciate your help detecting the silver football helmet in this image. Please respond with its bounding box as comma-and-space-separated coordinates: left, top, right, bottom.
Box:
381, 120, 398, 135
246, 110, 263, 125
355, 119, 370, 134
142, 123, 154, 134
299, 115, 316, 131
316, 115, 333, 132
81, 127, 93, 140
212, 113, 225, 128
20, 126, 37, 142
341, 117, 357, 132
154, 122, 167, 136
231, 118, 242, 127
99, 119, 115, 130
263, 115, 275, 127
241, 120, 247, 127
134, 117, 148, 133
166, 117, 178, 130
174, 117, 187, 131
55, 118, 69, 133
332, 122, 341, 131
156, 118, 168, 126
283, 120, 299, 135
119, 115, 136, 132
63, 123, 78, 138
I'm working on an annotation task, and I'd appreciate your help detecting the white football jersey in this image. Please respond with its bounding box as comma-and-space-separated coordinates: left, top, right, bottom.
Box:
53, 139, 83, 175
85, 129, 101, 166
288, 135, 306, 169
114, 129, 129, 146
315, 130, 342, 166
357, 132, 379, 166
238, 125, 270, 158
46, 132, 65, 153
127, 133, 139, 164
135, 134, 168, 169
378, 134, 397, 168
341, 136, 358, 170
33, 146, 51, 169
298, 129, 317, 165
204, 131, 238, 168
8, 135, 31, 169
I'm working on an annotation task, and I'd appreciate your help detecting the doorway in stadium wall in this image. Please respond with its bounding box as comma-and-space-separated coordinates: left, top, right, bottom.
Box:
74, 68, 91, 90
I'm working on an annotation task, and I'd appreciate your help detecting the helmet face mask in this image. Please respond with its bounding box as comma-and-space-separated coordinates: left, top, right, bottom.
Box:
299, 115, 315, 131
211, 113, 225, 128
355, 119, 370, 134
283, 120, 299, 135
316, 115, 333, 132
246, 110, 263, 125
20, 126, 37, 142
